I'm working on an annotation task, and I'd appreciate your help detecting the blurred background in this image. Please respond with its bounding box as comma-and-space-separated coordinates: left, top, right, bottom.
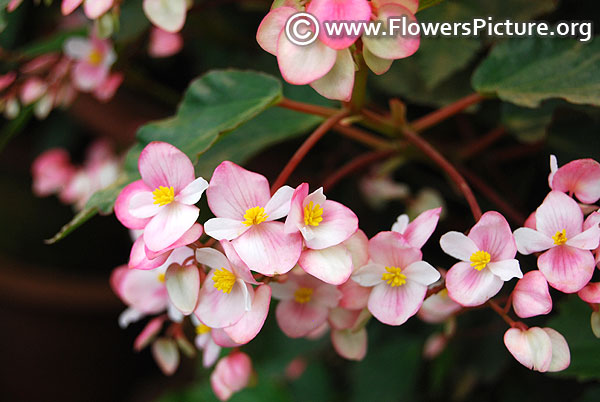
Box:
1, 0, 600, 401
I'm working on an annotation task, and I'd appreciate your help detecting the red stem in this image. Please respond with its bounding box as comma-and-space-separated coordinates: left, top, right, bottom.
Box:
277, 97, 340, 118
459, 126, 506, 160
271, 110, 350, 193
332, 124, 394, 150
322, 149, 397, 191
410, 93, 485, 132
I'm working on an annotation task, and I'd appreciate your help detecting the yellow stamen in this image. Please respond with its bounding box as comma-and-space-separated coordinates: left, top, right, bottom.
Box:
157, 273, 166, 283
212, 267, 236, 293
88, 49, 103, 66
294, 287, 313, 304
470, 250, 491, 271
152, 186, 175, 206
196, 324, 211, 335
439, 288, 449, 298
552, 229, 568, 245
242, 206, 268, 226
303, 201, 324, 226
381, 266, 407, 287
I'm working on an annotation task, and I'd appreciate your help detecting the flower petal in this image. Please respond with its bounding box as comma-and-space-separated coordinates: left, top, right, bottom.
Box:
367, 281, 427, 326
152, 338, 180, 375
513, 227, 554, 255
144, 223, 203, 260
512, 271, 552, 318
369, 231, 421, 267
129, 190, 161, 219
566, 224, 600, 250
542, 327, 570, 372
363, 45, 393, 75
307, 0, 371, 50
338, 280, 371, 310
331, 328, 367, 361
165, 263, 200, 315
310, 48, 355, 102
264, 185, 294, 220
403, 207, 442, 249
83, 0, 113, 19
403, 261, 441, 286
176, 177, 209, 205
275, 299, 329, 338
277, 30, 337, 85
256, 6, 296, 55
143, 202, 199, 251
551, 158, 600, 204
115, 180, 152, 229
128, 236, 170, 270
578, 282, 600, 303
439, 231, 478, 261
362, 4, 420, 60
504, 327, 552, 372
195, 275, 249, 328
299, 244, 353, 285
445, 261, 503, 307
143, 0, 186, 33
352, 263, 386, 287
538, 245, 595, 293
204, 217, 249, 241
138, 141, 195, 193
487, 259, 522, 281
224, 285, 272, 344
535, 191, 583, 239
468, 211, 517, 261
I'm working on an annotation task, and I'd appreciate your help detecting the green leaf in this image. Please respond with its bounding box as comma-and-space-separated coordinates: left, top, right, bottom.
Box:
501, 101, 557, 143
48, 69, 284, 243
472, 37, 600, 108
546, 297, 600, 381
417, 0, 445, 12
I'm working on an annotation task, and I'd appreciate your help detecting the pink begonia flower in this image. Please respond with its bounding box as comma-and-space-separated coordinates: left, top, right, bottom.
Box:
0, 71, 16, 91
133, 315, 166, 352
152, 337, 180, 375
549, 155, 600, 204
417, 288, 461, 323
223, 284, 272, 344
204, 161, 302, 275
118, 142, 208, 252
271, 272, 342, 337
111, 246, 193, 327
143, 0, 187, 33
6, 0, 23, 12
211, 352, 253, 401
362, 0, 420, 75
19, 77, 47, 105
164, 262, 201, 315
148, 27, 183, 58
256, 0, 370, 101
63, 35, 116, 91
513, 191, 600, 293
31, 148, 75, 197
440, 211, 523, 307
512, 271, 552, 319
93, 72, 123, 102
337, 230, 371, 309
285, 357, 308, 380
194, 243, 259, 328
391, 207, 442, 249
504, 327, 570, 373
583, 210, 600, 268
578, 282, 600, 304
62, 0, 114, 19
331, 327, 368, 361
359, 173, 410, 208
352, 231, 440, 325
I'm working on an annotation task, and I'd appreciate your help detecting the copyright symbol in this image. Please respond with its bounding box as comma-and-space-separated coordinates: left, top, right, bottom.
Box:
285, 12, 320, 46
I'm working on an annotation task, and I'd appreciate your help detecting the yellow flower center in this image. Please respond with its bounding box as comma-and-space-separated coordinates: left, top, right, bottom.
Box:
294, 287, 313, 304
88, 49, 103, 66
157, 273, 166, 283
303, 201, 324, 226
212, 267, 236, 293
552, 229, 568, 245
439, 288, 448, 298
195, 324, 211, 335
470, 250, 491, 271
242, 206, 268, 226
382, 266, 407, 287
152, 186, 175, 206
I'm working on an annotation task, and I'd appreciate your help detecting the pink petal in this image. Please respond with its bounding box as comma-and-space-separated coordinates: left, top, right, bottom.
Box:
232, 221, 303, 276
439, 231, 478, 261
176, 177, 209, 205
468, 211, 517, 261
566, 224, 600, 250
535, 191, 583, 239
513, 227, 554, 255
487, 259, 522, 281
221, 240, 259, 285
402, 207, 442, 249
201, 338, 221, 368
195, 248, 232, 271
328, 307, 361, 330
331, 328, 367, 361
524, 212, 537, 229
548, 154, 559, 188
115, 180, 152, 229
445, 261, 504, 307
144, 223, 203, 259
584, 211, 600, 231
0, 71, 16, 92
423, 333, 447, 359
344, 229, 369, 269
143, 0, 186, 33
512, 271, 552, 318
307, 0, 371, 50
19, 77, 47, 105
210, 352, 252, 401
538, 245, 595, 293
369, 231, 421, 267
368, 281, 427, 325
310, 48, 355, 102
417, 290, 462, 323
152, 338, 180, 375
204, 217, 249, 241
284, 183, 308, 235
256, 7, 296, 55
403, 261, 440, 286
134, 316, 165, 351
129, 190, 161, 219
148, 28, 183, 58
83, 0, 113, 19
93, 72, 123, 102
374, 0, 418, 13
363, 46, 393, 75
165, 263, 200, 315
338, 279, 371, 310
118, 265, 169, 312
143, 202, 199, 251
578, 282, 600, 303
551, 159, 600, 204
195, 275, 250, 328
211, 329, 240, 348
275, 299, 329, 338
138, 141, 195, 193
542, 328, 571, 372
224, 284, 271, 344
62, 0, 83, 15
128, 236, 170, 270
352, 263, 386, 287
276, 29, 337, 85
264, 185, 294, 220
206, 161, 271, 219
362, 4, 420, 60
72, 62, 108, 91
299, 245, 353, 285
312, 279, 343, 308
504, 327, 553, 372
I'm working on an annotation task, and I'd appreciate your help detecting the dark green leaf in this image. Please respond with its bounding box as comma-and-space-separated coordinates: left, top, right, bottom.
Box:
472, 38, 600, 108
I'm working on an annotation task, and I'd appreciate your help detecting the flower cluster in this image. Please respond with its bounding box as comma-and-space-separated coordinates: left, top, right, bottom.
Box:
256, 0, 421, 101
104, 141, 600, 400
32, 139, 120, 210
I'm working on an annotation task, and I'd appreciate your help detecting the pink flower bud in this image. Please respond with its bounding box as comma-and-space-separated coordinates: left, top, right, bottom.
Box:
512, 271, 552, 318
210, 352, 253, 401
504, 327, 570, 373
